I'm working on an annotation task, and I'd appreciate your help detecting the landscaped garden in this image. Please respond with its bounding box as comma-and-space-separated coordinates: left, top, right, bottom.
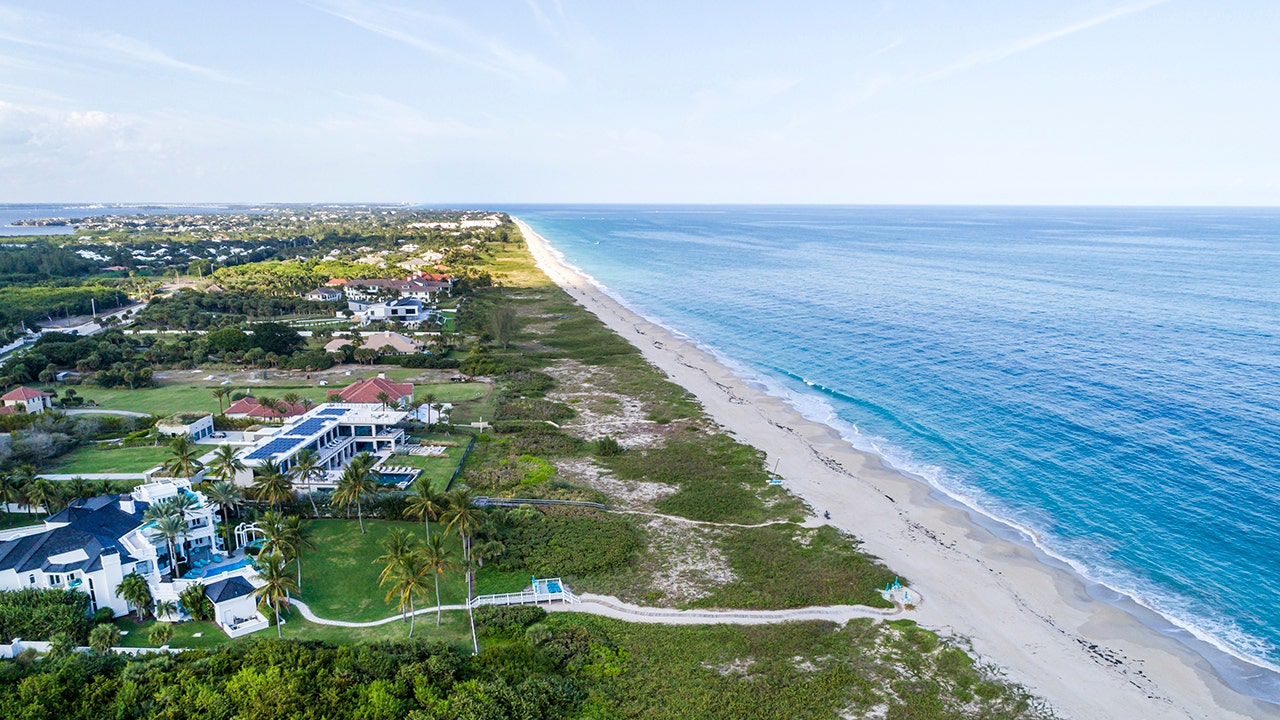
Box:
386, 443, 468, 492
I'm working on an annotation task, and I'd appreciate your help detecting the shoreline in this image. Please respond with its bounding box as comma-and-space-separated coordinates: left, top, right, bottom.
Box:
515, 217, 1276, 720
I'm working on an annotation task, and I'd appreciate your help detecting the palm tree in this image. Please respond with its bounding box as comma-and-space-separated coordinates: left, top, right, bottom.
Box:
25, 478, 58, 519
282, 515, 314, 590
376, 529, 417, 587
252, 551, 299, 639
280, 391, 303, 409
154, 600, 178, 621
250, 459, 294, 509
256, 510, 289, 558
443, 487, 483, 653
204, 481, 243, 552
13, 464, 36, 517
379, 549, 433, 638
0, 472, 20, 520
162, 435, 205, 478
148, 514, 189, 578
288, 448, 323, 518
375, 390, 393, 410
211, 387, 230, 413
65, 477, 94, 503
208, 444, 245, 485
421, 533, 458, 627
403, 479, 445, 545
423, 392, 437, 424
115, 571, 153, 619
333, 462, 375, 534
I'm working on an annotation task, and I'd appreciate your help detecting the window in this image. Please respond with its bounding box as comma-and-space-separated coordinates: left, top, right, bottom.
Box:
28, 574, 35, 585
49, 574, 61, 585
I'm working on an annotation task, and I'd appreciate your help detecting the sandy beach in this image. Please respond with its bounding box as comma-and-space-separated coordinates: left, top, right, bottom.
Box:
516, 217, 1277, 720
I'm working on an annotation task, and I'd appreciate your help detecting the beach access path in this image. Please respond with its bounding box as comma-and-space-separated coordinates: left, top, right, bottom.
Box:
516, 217, 1276, 720
288, 594, 915, 629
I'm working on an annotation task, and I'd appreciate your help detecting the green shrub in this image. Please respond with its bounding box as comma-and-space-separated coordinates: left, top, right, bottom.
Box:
594, 436, 624, 457
0, 588, 91, 644
474, 605, 548, 638
498, 510, 641, 578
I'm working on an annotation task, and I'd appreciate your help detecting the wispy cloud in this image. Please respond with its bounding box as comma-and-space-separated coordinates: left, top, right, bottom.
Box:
0, 5, 238, 84
925, 0, 1171, 80
309, 0, 566, 88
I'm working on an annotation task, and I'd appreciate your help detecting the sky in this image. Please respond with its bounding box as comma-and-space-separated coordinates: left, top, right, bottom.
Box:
0, 1, 1276, 205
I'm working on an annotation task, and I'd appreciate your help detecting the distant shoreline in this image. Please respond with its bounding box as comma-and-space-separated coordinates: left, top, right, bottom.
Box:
515, 215, 1275, 720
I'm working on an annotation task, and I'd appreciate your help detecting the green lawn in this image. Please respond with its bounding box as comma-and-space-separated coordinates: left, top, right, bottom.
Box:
44, 444, 172, 474
412, 381, 489, 404
297, 519, 526, 624
115, 617, 226, 649
0, 512, 42, 530
386, 445, 467, 492
59, 378, 486, 416
114, 609, 475, 649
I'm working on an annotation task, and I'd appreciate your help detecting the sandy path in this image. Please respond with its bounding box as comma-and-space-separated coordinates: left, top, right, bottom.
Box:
516, 218, 1275, 720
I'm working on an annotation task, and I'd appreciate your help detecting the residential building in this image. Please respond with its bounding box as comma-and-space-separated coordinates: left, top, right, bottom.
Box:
224, 397, 309, 421
323, 331, 423, 355
305, 287, 343, 302
0, 479, 266, 637
330, 375, 414, 406
0, 387, 53, 415
156, 413, 214, 441
231, 402, 408, 487
356, 298, 434, 326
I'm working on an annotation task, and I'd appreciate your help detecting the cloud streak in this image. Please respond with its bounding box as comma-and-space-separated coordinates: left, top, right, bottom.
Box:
309, 0, 566, 88
0, 5, 238, 84
925, 0, 1171, 80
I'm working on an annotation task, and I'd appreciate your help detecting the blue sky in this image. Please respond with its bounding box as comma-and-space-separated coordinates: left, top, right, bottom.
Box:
0, 1, 1275, 204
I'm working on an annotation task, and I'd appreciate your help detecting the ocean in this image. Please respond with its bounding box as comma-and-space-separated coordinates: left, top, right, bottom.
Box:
507, 205, 1280, 703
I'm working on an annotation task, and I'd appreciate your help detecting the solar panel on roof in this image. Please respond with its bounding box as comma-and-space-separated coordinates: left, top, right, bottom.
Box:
284, 418, 332, 437
317, 407, 349, 416
246, 437, 303, 460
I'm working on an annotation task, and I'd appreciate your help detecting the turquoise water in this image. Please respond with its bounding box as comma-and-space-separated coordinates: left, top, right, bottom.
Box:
508, 205, 1280, 702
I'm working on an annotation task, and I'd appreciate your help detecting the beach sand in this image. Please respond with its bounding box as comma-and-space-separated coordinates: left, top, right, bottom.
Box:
517, 218, 1277, 720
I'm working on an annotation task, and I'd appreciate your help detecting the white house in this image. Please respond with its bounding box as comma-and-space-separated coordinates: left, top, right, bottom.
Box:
232, 402, 408, 489
357, 298, 432, 326
0, 386, 53, 415
305, 287, 343, 302
156, 413, 215, 441
0, 478, 267, 637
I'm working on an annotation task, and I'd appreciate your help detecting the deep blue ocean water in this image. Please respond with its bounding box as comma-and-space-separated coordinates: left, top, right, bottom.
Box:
507, 205, 1280, 701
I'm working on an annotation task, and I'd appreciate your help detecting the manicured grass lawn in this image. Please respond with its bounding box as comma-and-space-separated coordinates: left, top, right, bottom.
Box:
114, 609, 476, 649
65, 378, 486, 416
44, 444, 173, 474
387, 446, 467, 492
0, 512, 42, 530
71, 384, 226, 416
298, 519, 526, 624
412, 381, 488, 404
115, 617, 226, 649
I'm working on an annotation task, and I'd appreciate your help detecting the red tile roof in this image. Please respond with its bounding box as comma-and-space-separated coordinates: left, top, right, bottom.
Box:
1, 386, 52, 402
224, 397, 309, 419
325, 278, 348, 286
334, 377, 414, 404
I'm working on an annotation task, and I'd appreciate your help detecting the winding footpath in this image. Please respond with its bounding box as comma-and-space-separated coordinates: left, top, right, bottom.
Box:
288, 590, 920, 629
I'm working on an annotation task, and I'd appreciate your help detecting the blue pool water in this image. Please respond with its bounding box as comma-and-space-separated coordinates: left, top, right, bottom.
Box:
509, 205, 1280, 702
196, 557, 253, 579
